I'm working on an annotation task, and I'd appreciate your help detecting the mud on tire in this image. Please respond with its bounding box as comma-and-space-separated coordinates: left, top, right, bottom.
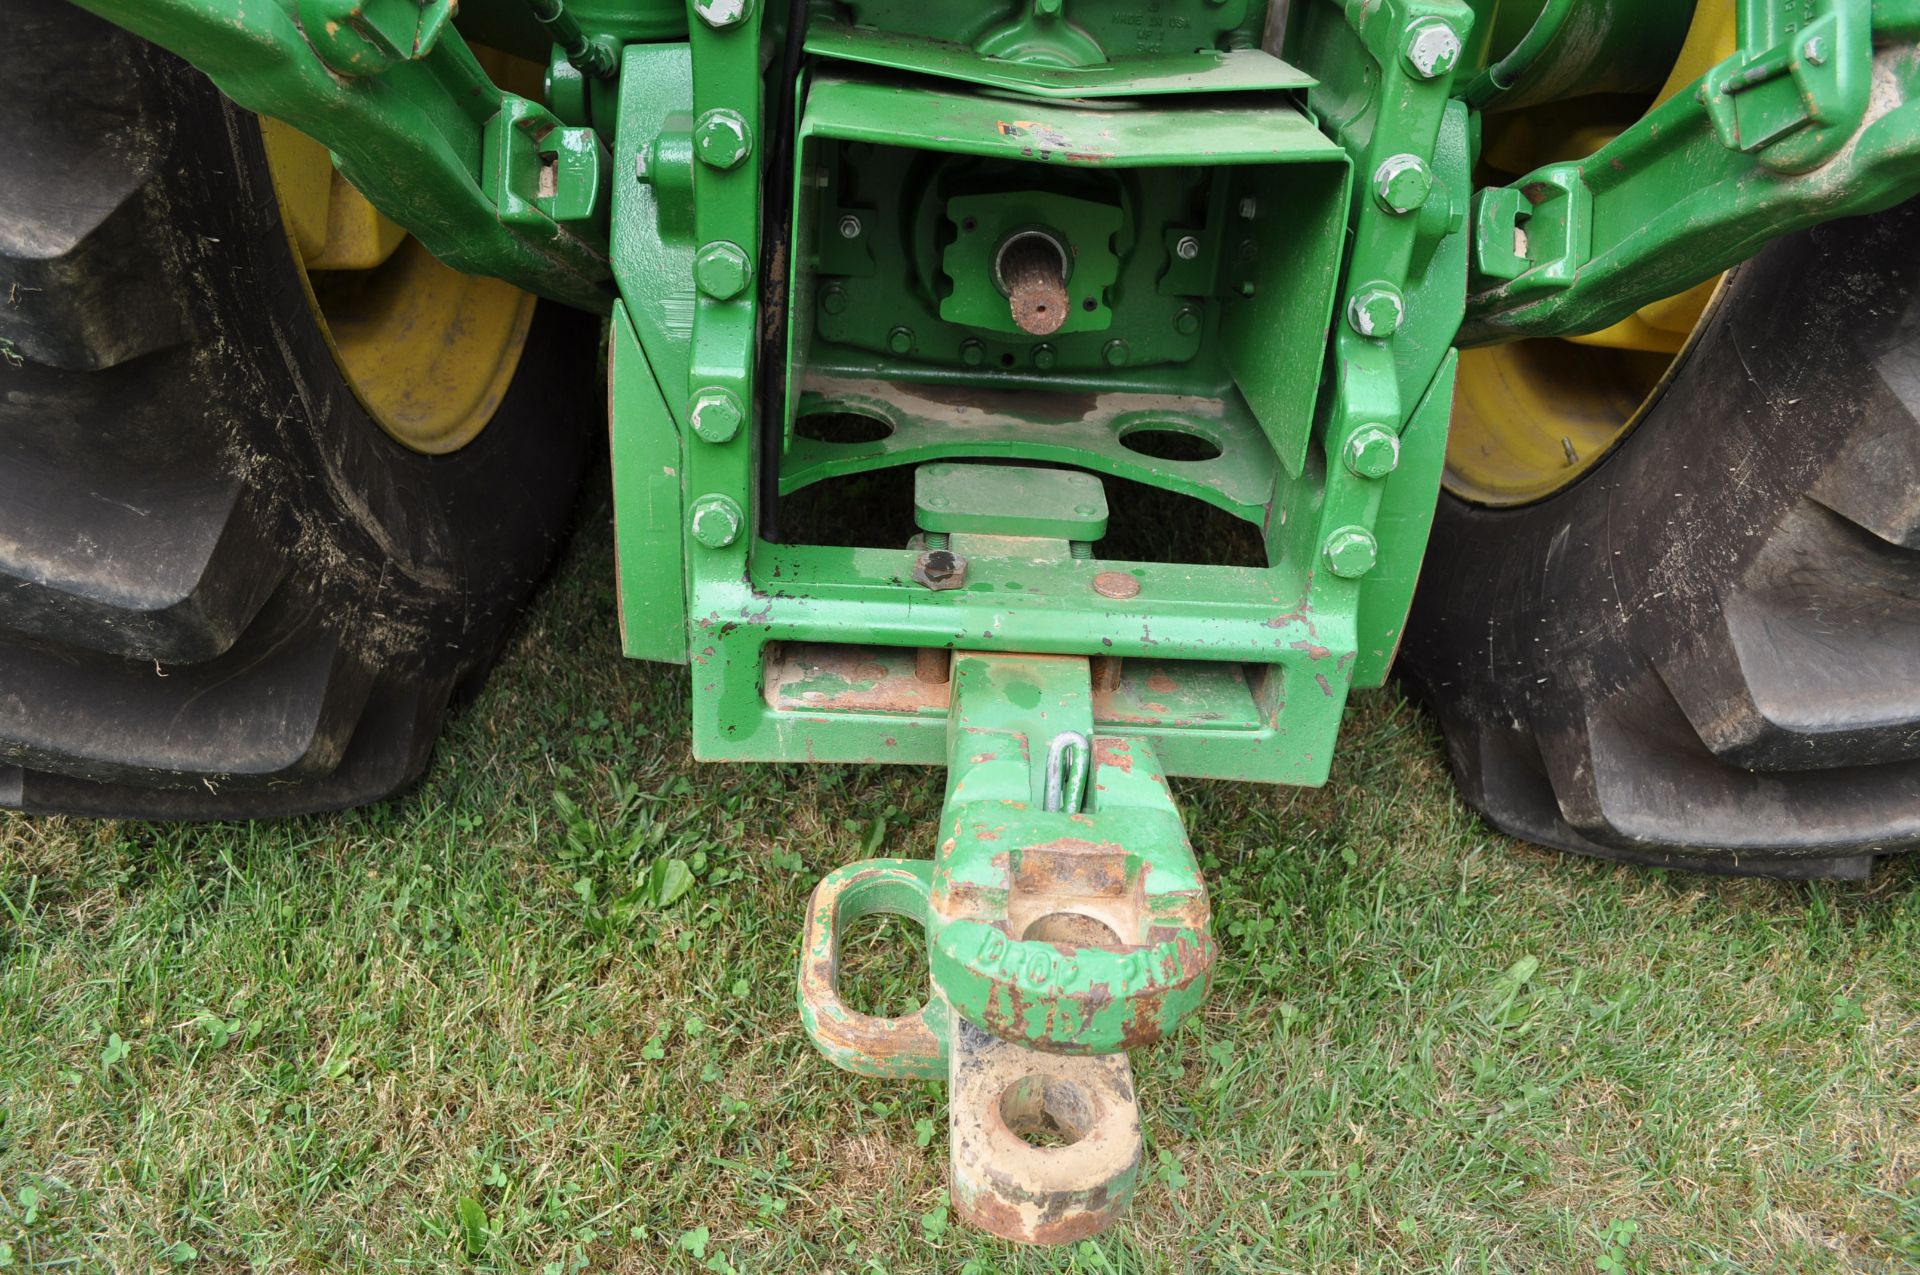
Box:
1401, 200, 1920, 879
0, 0, 597, 818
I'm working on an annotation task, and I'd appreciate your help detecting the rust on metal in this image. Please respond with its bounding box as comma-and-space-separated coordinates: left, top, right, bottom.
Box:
1092, 571, 1140, 600
766, 642, 952, 715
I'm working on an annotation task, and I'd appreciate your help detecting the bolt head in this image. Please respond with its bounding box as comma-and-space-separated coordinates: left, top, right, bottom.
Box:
690, 387, 744, 444
1102, 339, 1130, 367
960, 339, 986, 367
1175, 235, 1201, 261
1403, 19, 1462, 80
693, 111, 751, 170
1373, 153, 1432, 215
1174, 306, 1201, 336
912, 549, 967, 591
887, 326, 915, 355
1347, 286, 1405, 339
1033, 344, 1057, 370
1323, 526, 1379, 579
1344, 424, 1401, 479
692, 0, 751, 28
694, 241, 752, 301
1802, 36, 1828, 65
819, 283, 848, 315
1092, 570, 1141, 600
689, 494, 744, 549
838, 214, 863, 240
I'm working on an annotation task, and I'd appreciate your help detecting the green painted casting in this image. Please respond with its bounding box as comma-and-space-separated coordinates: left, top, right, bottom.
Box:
71, 0, 614, 311
914, 464, 1111, 541
1462, 0, 1920, 343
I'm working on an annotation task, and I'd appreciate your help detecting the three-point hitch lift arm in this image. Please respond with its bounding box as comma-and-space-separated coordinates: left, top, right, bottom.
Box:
71, 0, 1920, 1242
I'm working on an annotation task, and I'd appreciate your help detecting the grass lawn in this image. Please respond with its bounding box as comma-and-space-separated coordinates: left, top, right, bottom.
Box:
2, 484, 1917, 1273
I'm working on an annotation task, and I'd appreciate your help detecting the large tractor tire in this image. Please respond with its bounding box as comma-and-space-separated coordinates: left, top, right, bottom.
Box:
0, 0, 597, 818
1401, 199, 1920, 879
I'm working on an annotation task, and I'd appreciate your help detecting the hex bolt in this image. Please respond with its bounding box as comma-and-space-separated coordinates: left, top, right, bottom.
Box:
887, 326, 915, 355
838, 214, 863, 240
960, 339, 986, 367
1347, 284, 1405, 339
912, 548, 967, 591
1402, 19, 1462, 80
694, 241, 752, 301
692, 110, 751, 170
1033, 344, 1057, 370
1343, 424, 1401, 479
1174, 235, 1201, 261
1802, 36, 1827, 65
1174, 306, 1201, 336
692, 0, 751, 29
1323, 526, 1379, 578
689, 494, 745, 549
1103, 339, 1130, 367
689, 386, 744, 444
819, 283, 848, 315
1372, 153, 1433, 215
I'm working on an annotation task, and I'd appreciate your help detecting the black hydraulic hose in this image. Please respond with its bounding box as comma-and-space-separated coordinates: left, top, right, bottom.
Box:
520, 0, 616, 79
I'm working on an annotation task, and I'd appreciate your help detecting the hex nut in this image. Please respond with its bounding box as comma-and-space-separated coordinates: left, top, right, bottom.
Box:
1402, 19, 1462, 80
913, 549, 968, 591
1175, 235, 1201, 260
838, 214, 863, 239
1323, 526, 1379, 578
1347, 285, 1405, 339
1343, 424, 1401, 479
690, 494, 745, 549
690, 387, 744, 444
694, 241, 752, 301
1372, 153, 1432, 215
693, 111, 752, 170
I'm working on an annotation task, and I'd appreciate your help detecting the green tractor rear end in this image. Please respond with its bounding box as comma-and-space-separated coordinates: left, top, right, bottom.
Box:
5, 0, 1918, 1241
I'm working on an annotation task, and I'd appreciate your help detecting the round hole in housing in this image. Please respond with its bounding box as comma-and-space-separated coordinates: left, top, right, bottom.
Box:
794, 410, 893, 445
999, 1074, 1101, 1149
1118, 423, 1223, 463
1022, 912, 1123, 948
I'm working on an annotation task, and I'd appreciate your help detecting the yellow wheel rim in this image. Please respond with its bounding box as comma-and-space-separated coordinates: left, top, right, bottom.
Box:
256, 66, 538, 456
1446, 3, 1738, 506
